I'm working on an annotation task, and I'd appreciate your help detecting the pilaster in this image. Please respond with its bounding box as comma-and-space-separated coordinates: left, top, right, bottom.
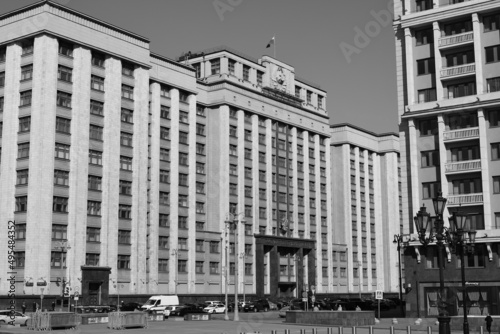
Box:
433, 22, 443, 100
404, 28, 415, 105
408, 119, 420, 218
478, 109, 492, 229
472, 13, 484, 95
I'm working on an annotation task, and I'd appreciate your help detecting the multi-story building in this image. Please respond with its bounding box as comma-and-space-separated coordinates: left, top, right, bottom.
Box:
330, 124, 401, 296
0, 1, 334, 303
394, 0, 500, 317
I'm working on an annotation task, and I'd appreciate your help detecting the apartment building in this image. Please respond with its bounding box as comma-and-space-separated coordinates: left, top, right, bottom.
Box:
0, 1, 333, 302
394, 0, 500, 316
330, 124, 401, 296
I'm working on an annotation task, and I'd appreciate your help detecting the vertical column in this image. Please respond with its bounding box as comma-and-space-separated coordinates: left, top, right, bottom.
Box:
372, 153, 384, 290
437, 115, 450, 225
478, 109, 492, 229
168, 88, 180, 293
0, 42, 22, 293
25, 35, 58, 294
404, 28, 415, 106
433, 22, 444, 100
100, 56, 121, 292
472, 13, 484, 95
237, 109, 245, 294
251, 115, 260, 296
353, 146, 361, 294
307, 248, 316, 288
291, 128, 299, 238
148, 82, 161, 293
265, 119, 273, 235
313, 135, 322, 292
187, 93, 197, 293
130, 67, 149, 294
204, 61, 211, 78
255, 242, 264, 298
325, 137, 334, 292
408, 119, 420, 218
341, 144, 353, 292
296, 248, 304, 296
67, 46, 91, 290
269, 246, 279, 299
302, 132, 311, 288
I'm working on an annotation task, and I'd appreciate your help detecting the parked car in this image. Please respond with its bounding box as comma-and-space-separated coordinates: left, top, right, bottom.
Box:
243, 299, 270, 312
163, 305, 183, 319
171, 305, 207, 317
278, 306, 291, 318
203, 303, 226, 314
0, 310, 30, 326
119, 302, 143, 311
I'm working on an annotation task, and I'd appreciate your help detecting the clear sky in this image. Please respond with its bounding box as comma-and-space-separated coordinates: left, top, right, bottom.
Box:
3, 0, 399, 134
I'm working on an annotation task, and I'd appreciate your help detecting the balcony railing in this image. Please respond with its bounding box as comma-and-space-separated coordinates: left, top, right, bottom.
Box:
440, 63, 475, 78
443, 127, 479, 141
439, 31, 474, 48
447, 193, 483, 205
444, 159, 481, 173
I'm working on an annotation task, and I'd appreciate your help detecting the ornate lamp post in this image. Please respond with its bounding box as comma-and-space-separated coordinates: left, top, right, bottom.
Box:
413, 193, 476, 334
225, 212, 245, 322
393, 234, 408, 317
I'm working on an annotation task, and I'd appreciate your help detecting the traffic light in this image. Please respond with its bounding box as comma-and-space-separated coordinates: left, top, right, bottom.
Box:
63, 285, 70, 298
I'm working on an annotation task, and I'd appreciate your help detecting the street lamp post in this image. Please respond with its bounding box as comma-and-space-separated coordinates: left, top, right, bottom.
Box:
225, 212, 245, 322
356, 261, 362, 299
54, 241, 71, 311
393, 234, 408, 317
413, 192, 476, 334
171, 249, 178, 294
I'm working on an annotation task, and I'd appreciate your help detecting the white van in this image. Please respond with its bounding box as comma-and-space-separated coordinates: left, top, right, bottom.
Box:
141, 295, 179, 313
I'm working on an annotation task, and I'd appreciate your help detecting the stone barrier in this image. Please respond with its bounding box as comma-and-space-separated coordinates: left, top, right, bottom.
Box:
286, 310, 375, 326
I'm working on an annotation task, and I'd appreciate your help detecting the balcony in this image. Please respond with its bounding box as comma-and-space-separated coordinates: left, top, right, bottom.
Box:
439, 31, 474, 49
443, 127, 479, 141
447, 193, 483, 206
444, 159, 481, 174
440, 63, 475, 79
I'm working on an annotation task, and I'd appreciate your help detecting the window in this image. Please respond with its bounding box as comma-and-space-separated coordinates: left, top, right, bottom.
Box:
120, 156, 133, 171
196, 162, 205, 174
118, 205, 132, 219
89, 125, 103, 141
196, 221, 205, 231
457, 245, 486, 268
160, 127, 169, 140
445, 50, 474, 67
259, 134, 266, 144
20, 90, 32, 106
159, 169, 169, 184
59, 42, 73, 57
257, 71, 263, 86
56, 117, 71, 134
245, 129, 252, 141
89, 150, 102, 165
486, 45, 500, 64
51, 252, 66, 268
318, 96, 323, 109
178, 216, 188, 229
159, 214, 169, 227
16, 169, 29, 185
419, 118, 438, 136
0, 48, 5, 62
0, 97, 3, 112
196, 105, 205, 116
88, 175, 102, 191
117, 255, 130, 269
487, 77, 500, 93
179, 195, 188, 207
244, 149, 252, 160
179, 131, 188, 144
493, 176, 500, 194
21, 41, 33, 55
91, 75, 104, 91
211, 59, 220, 75
417, 58, 435, 75
160, 105, 170, 119
122, 62, 134, 77
15, 196, 27, 212
55, 143, 70, 160
295, 86, 301, 98
210, 262, 219, 275
492, 143, 500, 160
53, 196, 68, 213
121, 108, 133, 123
228, 59, 236, 75
21, 65, 34, 81
196, 202, 205, 214
179, 173, 188, 186
307, 91, 312, 104
259, 207, 266, 219
179, 111, 189, 123
86, 227, 100, 242
196, 123, 205, 136
119, 180, 132, 195
416, 0, 432, 11
196, 143, 205, 155
210, 241, 220, 253
422, 182, 440, 199
159, 192, 169, 205
91, 52, 105, 67
122, 85, 134, 99
87, 200, 101, 215
120, 132, 133, 147
416, 28, 433, 46
229, 125, 237, 137
90, 100, 104, 116
229, 144, 237, 156
243, 65, 250, 81
418, 88, 437, 103
160, 85, 170, 97
259, 170, 265, 181
196, 182, 205, 194
447, 81, 476, 99
196, 261, 204, 273
160, 148, 170, 161
179, 152, 188, 165
421, 150, 439, 167
57, 91, 72, 108
54, 170, 69, 186
56, 65, 71, 82
52, 224, 67, 240
495, 213, 500, 229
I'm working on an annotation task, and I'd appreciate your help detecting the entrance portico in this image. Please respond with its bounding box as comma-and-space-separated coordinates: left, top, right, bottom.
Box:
255, 234, 316, 299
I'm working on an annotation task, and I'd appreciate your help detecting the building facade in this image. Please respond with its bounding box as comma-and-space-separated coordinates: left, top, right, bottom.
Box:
0, 1, 336, 301
394, 0, 500, 317
330, 124, 401, 296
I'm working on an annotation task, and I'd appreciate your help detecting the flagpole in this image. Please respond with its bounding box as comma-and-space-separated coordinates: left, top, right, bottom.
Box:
274, 35, 276, 59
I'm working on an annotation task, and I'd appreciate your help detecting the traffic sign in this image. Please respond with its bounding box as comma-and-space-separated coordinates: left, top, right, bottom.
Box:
302, 298, 307, 302
74, 297, 79, 301
302, 291, 307, 298
305, 286, 309, 292
74, 292, 80, 298
375, 290, 383, 300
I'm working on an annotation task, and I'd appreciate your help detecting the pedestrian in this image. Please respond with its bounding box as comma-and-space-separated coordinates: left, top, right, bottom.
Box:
51, 301, 56, 312
337, 304, 343, 311
32, 301, 37, 312
356, 305, 361, 311
21, 302, 26, 314
485, 314, 493, 334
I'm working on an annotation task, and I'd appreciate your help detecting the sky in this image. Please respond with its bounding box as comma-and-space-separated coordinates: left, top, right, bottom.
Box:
3, 0, 399, 134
